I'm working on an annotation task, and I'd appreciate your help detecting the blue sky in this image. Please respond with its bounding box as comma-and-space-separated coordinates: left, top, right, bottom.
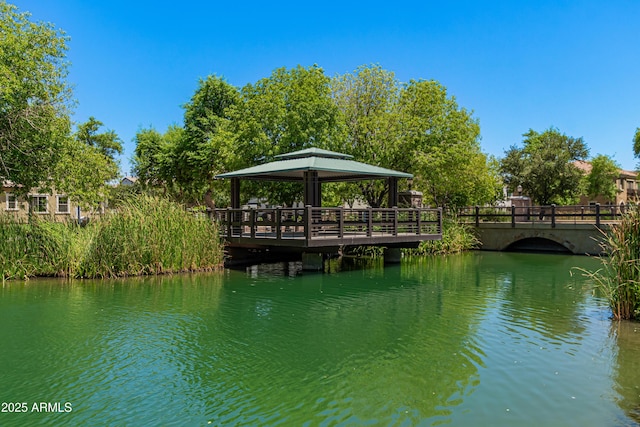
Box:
13, 1, 640, 174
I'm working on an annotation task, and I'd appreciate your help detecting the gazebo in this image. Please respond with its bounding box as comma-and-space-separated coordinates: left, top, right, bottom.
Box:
214, 148, 442, 269
215, 147, 412, 208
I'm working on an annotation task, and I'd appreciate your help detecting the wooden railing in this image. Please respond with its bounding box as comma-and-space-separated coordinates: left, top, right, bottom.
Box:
213, 206, 442, 241
456, 204, 626, 228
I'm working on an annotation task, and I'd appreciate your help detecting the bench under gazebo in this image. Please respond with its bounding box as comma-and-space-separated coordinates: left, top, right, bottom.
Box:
214, 148, 442, 269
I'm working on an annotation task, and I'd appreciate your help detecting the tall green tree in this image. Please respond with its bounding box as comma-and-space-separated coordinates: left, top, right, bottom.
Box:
233, 65, 345, 205
500, 128, 589, 205
132, 126, 183, 195
331, 66, 499, 208
0, 1, 73, 193
583, 154, 620, 202
399, 79, 500, 208
75, 116, 123, 161
175, 76, 240, 207
633, 127, 640, 161
55, 118, 122, 208
331, 65, 401, 207
54, 140, 118, 209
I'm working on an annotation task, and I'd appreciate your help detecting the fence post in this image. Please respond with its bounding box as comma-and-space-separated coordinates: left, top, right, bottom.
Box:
417, 208, 422, 235
511, 205, 515, 228
551, 204, 556, 228
338, 207, 344, 238
304, 205, 312, 240
475, 206, 480, 227
596, 203, 601, 228
227, 207, 232, 238
276, 208, 282, 240
438, 207, 443, 235
393, 206, 398, 236
367, 208, 373, 237
250, 209, 256, 239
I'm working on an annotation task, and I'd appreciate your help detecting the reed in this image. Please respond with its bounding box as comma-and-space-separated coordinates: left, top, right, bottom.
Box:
579, 208, 640, 320
0, 196, 223, 280
78, 196, 223, 278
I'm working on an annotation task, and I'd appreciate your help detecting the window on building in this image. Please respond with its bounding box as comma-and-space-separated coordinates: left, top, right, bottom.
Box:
31, 195, 48, 213
57, 195, 69, 214
5, 193, 17, 211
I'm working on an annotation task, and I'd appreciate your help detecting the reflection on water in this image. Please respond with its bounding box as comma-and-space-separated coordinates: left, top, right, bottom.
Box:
0, 252, 638, 426
611, 321, 640, 425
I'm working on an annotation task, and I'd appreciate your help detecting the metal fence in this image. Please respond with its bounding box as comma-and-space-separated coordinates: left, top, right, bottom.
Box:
456, 204, 625, 228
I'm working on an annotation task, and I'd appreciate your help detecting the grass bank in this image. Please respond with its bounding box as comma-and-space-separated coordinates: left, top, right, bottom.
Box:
0, 196, 224, 281
578, 208, 640, 320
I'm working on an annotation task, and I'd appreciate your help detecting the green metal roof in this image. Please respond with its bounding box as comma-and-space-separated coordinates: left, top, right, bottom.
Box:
274, 147, 353, 160
215, 148, 412, 182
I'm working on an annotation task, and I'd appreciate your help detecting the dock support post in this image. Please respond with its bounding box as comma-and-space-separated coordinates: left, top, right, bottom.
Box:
302, 252, 324, 271
384, 248, 402, 264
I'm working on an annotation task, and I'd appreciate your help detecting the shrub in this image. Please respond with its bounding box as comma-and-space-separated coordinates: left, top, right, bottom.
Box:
404, 218, 480, 256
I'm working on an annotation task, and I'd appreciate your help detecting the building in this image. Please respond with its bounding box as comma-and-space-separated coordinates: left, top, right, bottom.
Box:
573, 160, 639, 206
120, 176, 138, 186
1, 181, 96, 222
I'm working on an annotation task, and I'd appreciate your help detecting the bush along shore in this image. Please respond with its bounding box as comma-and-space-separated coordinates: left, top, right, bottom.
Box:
579, 207, 640, 320
0, 196, 224, 281
403, 218, 480, 256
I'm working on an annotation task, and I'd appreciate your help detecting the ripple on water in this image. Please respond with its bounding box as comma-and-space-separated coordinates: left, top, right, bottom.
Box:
0, 254, 634, 426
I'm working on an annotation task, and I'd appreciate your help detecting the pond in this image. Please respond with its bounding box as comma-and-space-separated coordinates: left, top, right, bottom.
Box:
0, 252, 639, 426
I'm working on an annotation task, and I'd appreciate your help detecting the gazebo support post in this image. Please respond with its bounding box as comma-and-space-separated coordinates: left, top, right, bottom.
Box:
230, 177, 241, 236
230, 178, 240, 208
384, 248, 402, 264
304, 171, 320, 207
302, 252, 324, 271
388, 177, 398, 208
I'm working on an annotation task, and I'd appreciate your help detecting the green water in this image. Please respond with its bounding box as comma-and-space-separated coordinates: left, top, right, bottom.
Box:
0, 252, 639, 426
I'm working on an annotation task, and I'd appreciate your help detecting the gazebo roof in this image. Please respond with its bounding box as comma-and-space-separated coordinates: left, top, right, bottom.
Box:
215, 148, 412, 182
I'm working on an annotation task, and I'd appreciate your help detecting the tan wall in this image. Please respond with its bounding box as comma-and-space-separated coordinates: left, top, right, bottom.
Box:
1, 187, 96, 222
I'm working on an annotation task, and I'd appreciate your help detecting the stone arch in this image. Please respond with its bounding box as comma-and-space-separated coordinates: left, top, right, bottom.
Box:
504, 237, 573, 253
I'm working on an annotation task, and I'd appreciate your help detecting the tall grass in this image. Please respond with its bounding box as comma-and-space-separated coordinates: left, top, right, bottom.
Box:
0, 196, 224, 280
0, 216, 79, 280
578, 208, 640, 320
79, 196, 222, 278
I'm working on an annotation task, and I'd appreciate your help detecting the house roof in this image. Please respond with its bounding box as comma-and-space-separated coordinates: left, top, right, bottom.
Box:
573, 160, 637, 178
215, 148, 412, 182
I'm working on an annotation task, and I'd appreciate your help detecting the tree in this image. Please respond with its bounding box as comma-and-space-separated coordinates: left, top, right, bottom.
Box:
132, 126, 184, 195
54, 139, 118, 210
233, 65, 345, 205
331, 65, 401, 207
132, 127, 165, 186
399, 79, 500, 208
500, 128, 589, 205
331, 66, 499, 209
174, 75, 240, 208
75, 116, 122, 161
583, 154, 620, 202
633, 127, 640, 160
0, 2, 73, 193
